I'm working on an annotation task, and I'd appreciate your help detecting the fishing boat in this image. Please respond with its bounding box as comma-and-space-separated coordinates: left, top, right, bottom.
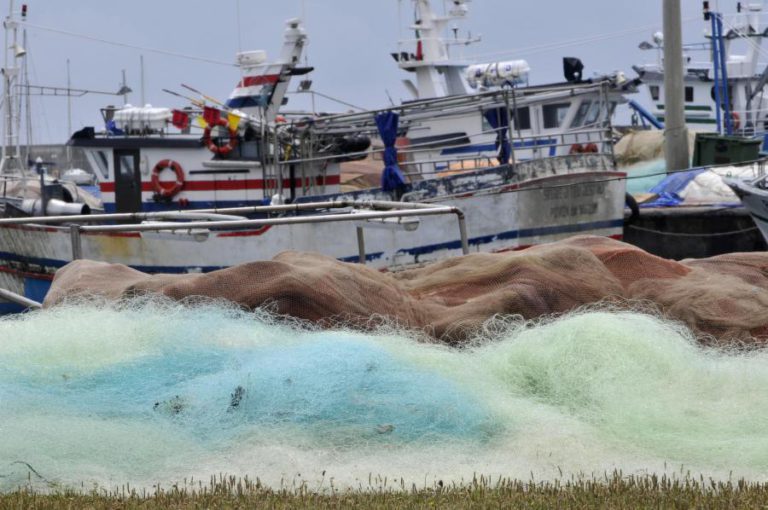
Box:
724, 167, 768, 242
0, 0, 636, 313
633, 0, 768, 139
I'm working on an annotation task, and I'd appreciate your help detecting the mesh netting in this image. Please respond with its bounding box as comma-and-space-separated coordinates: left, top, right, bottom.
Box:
44, 236, 768, 345
4, 235, 768, 491
4, 303, 768, 491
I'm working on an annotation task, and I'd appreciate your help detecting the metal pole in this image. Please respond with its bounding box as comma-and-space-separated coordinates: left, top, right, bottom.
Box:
504, 90, 516, 166
66, 58, 72, 166
663, 0, 690, 171
69, 224, 82, 260
140, 54, 146, 107
457, 213, 469, 255
121, 69, 128, 105
0, 287, 41, 310
35, 156, 45, 216
1, 0, 9, 174
711, 12, 722, 134
356, 226, 366, 264
716, 14, 733, 135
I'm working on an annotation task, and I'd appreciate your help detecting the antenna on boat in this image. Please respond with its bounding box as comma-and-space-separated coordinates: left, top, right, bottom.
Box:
236, 0, 243, 53
117, 69, 131, 105
66, 58, 71, 166
140, 55, 146, 106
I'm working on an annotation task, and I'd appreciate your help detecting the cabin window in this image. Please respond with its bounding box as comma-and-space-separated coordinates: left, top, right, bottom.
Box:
571, 101, 592, 128
650, 85, 660, 101
511, 106, 531, 130
584, 101, 603, 126
92, 150, 109, 180
542, 103, 571, 129
710, 85, 734, 108
685, 86, 694, 102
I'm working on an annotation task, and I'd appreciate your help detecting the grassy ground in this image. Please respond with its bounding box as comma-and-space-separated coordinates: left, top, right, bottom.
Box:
3, 473, 768, 509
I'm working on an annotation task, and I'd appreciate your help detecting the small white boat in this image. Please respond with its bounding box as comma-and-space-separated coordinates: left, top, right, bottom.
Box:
724, 170, 768, 242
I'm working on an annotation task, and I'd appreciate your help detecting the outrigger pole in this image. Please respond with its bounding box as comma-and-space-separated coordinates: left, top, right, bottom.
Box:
162, 85, 260, 126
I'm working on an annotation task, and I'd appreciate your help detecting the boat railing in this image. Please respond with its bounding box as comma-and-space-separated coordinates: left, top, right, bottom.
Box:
280, 125, 612, 169
401, 153, 611, 180
0, 200, 470, 267
302, 82, 610, 128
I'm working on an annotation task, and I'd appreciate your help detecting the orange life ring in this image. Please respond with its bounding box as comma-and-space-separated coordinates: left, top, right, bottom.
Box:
583, 143, 599, 153
151, 159, 185, 199
731, 111, 741, 130
569, 143, 585, 154
203, 117, 239, 156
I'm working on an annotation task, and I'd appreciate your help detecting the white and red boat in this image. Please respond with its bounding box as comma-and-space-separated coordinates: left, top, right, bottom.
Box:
0, 0, 633, 313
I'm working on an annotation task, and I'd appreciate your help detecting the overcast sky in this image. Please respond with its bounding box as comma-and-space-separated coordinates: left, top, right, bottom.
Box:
10, 0, 749, 143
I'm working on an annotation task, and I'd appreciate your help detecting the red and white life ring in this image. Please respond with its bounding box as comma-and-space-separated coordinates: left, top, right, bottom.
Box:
151, 159, 185, 199
583, 143, 599, 153
203, 117, 238, 156
731, 111, 741, 131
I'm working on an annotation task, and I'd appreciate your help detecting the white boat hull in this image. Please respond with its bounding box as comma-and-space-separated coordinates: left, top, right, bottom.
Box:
725, 177, 768, 242
0, 169, 626, 312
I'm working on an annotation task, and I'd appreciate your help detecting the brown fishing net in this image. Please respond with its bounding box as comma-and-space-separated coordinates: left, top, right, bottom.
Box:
44, 235, 768, 345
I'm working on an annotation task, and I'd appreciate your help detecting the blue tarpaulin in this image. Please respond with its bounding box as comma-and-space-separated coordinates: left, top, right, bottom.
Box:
641, 168, 706, 208
483, 108, 511, 165
375, 111, 406, 192
105, 120, 124, 136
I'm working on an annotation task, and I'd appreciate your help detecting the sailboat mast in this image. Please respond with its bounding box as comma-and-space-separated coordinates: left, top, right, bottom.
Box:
2, 0, 15, 173
66, 58, 72, 167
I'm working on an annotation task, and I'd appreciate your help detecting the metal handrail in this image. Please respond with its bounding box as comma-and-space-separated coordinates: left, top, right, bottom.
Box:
278, 126, 611, 166
0, 200, 470, 265
0, 288, 42, 310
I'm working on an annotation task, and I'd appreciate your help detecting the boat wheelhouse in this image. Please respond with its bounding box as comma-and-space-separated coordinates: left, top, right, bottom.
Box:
634, 1, 768, 138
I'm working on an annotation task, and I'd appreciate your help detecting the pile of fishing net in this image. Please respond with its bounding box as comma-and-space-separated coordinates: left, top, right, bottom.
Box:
44, 236, 768, 345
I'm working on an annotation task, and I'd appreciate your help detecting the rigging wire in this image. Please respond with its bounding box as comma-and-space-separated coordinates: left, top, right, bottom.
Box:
719, 13, 768, 65
462, 17, 701, 62
20, 22, 236, 67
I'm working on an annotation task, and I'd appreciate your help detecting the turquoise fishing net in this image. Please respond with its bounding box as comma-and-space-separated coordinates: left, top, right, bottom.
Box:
3, 300, 768, 490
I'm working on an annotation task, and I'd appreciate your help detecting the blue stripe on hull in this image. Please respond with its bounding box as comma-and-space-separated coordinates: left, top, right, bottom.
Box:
0, 217, 623, 279
104, 200, 269, 214
398, 219, 624, 257
441, 140, 558, 157
0, 302, 25, 314
338, 252, 385, 264
226, 96, 267, 108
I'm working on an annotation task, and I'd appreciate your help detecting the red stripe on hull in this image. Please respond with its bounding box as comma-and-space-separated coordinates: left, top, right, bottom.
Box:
216, 226, 272, 238
238, 75, 280, 87
0, 266, 55, 281
100, 175, 341, 193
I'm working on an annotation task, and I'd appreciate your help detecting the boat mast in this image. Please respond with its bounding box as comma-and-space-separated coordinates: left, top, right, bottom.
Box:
395, 0, 475, 99
663, 0, 690, 171
1, 0, 25, 174
22, 25, 29, 164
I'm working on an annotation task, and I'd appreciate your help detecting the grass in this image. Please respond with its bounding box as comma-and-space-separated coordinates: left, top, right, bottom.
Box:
3, 472, 768, 509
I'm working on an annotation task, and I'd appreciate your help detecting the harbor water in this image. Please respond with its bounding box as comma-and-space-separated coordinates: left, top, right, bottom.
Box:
1, 299, 767, 491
